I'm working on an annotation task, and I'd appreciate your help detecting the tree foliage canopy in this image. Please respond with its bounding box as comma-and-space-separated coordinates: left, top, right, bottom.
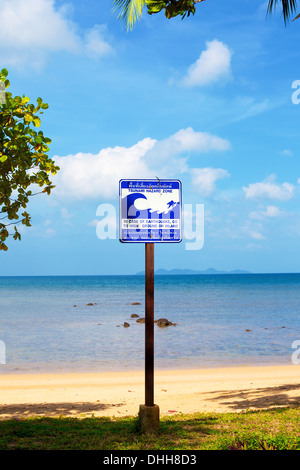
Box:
113, 0, 299, 29
0, 69, 59, 251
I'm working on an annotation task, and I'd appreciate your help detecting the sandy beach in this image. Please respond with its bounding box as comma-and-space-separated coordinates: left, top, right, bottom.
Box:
0, 364, 300, 419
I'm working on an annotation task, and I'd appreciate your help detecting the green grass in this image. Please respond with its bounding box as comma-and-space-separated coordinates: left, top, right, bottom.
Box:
0, 407, 300, 450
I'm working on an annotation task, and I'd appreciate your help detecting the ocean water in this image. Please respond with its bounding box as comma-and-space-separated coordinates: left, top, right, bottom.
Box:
0, 273, 300, 374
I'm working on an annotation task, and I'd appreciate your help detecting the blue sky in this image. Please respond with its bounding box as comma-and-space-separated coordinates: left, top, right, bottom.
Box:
1, 0, 300, 275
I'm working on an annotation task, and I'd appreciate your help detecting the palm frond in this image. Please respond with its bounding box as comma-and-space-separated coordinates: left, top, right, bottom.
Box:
113, 0, 146, 30
267, 0, 298, 24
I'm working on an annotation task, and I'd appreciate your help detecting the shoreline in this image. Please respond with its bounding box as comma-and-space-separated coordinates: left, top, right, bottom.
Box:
0, 364, 300, 419
0, 359, 292, 375
0, 355, 292, 375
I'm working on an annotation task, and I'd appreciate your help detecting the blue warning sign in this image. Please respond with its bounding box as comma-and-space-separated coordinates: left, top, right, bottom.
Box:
119, 179, 182, 243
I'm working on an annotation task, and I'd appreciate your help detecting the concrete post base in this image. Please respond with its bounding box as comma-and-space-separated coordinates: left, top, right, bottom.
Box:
138, 404, 160, 433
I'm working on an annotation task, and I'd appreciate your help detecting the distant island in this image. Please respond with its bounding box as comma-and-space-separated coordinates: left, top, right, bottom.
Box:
136, 268, 251, 275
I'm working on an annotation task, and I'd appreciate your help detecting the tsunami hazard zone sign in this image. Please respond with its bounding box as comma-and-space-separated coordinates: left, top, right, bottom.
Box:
119, 179, 182, 243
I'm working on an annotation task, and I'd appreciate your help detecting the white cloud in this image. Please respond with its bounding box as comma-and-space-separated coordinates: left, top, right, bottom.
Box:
190, 167, 230, 197
87, 219, 99, 227
250, 231, 266, 240
230, 97, 271, 122
60, 207, 74, 225
44, 227, 57, 238
249, 205, 286, 220
61, 207, 72, 219
0, 0, 113, 67
0, 0, 79, 51
84, 25, 114, 59
51, 127, 231, 200
240, 219, 266, 241
163, 127, 230, 153
52, 137, 156, 200
182, 40, 232, 87
243, 175, 294, 201
246, 243, 263, 251
146, 127, 231, 173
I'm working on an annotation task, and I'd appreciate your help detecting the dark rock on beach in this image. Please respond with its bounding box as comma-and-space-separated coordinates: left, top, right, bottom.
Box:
123, 322, 130, 328
155, 318, 173, 327
131, 314, 139, 318
135, 317, 175, 326
131, 302, 141, 305
136, 317, 145, 323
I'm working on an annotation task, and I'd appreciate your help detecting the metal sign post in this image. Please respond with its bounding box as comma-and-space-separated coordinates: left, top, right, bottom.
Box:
119, 179, 182, 432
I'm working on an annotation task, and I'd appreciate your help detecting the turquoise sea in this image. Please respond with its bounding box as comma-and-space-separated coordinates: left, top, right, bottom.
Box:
0, 273, 299, 374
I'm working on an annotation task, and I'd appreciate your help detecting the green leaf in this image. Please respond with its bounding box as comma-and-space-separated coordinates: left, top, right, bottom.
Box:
147, 0, 166, 14
267, 0, 297, 24
113, 0, 146, 30
0, 68, 8, 80
16, 123, 25, 132
21, 96, 30, 105
0, 68, 57, 250
165, 3, 174, 17
13, 227, 21, 241
35, 135, 43, 144
24, 114, 34, 124
33, 116, 41, 127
